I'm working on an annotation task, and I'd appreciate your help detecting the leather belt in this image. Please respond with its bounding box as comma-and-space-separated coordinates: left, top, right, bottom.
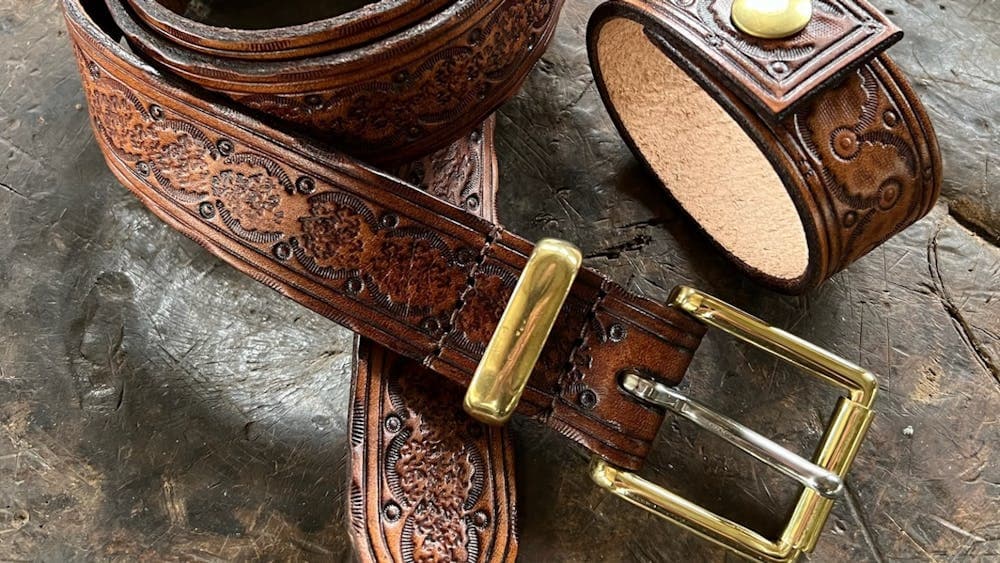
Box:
62, 0, 941, 560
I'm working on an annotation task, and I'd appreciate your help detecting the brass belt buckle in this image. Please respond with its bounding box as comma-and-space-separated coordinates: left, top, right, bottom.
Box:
463, 235, 876, 561
591, 286, 878, 562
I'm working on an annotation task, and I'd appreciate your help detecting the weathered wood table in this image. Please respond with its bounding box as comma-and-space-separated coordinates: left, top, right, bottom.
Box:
0, 0, 997, 560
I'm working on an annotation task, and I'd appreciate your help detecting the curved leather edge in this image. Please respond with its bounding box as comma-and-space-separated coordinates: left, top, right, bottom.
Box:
588, 0, 942, 294
125, 0, 456, 59
106, 0, 567, 165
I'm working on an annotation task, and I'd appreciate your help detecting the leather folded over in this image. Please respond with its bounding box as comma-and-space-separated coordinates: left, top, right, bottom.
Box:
349, 117, 518, 563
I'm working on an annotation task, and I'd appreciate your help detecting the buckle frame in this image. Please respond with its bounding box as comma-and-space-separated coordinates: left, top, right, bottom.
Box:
590, 286, 877, 562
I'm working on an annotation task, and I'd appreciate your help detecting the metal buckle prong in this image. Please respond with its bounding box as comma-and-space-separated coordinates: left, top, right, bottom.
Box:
620, 372, 844, 498
591, 286, 878, 562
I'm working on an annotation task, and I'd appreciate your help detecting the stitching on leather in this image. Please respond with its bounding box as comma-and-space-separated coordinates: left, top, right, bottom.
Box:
422, 225, 503, 367
547, 277, 610, 418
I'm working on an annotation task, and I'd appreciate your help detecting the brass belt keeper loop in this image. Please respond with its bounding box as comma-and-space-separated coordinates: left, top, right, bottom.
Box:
464, 238, 583, 425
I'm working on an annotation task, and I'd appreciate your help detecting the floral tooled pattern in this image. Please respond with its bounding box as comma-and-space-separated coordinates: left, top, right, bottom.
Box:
87, 82, 148, 160
796, 65, 924, 269
372, 235, 466, 314
299, 195, 372, 269
155, 132, 213, 196
81, 53, 291, 221
236, 0, 559, 158
85, 76, 214, 198
212, 170, 283, 221
295, 191, 467, 320
126, 122, 160, 156
79, 56, 473, 331
394, 119, 493, 216
479, 0, 556, 72
386, 360, 489, 563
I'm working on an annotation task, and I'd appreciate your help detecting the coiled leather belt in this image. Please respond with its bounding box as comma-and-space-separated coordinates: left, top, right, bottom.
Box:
63, 0, 940, 560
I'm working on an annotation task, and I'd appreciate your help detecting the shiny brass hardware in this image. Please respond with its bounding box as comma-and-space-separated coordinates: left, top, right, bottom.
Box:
731, 0, 812, 39
591, 286, 877, 562
464, 238, 582, 425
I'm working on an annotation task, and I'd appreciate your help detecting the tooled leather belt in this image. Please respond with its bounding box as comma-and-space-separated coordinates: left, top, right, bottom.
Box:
62, 0, 940, 560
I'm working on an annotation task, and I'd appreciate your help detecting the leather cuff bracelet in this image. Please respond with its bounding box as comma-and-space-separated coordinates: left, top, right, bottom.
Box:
589, 0, 942, 293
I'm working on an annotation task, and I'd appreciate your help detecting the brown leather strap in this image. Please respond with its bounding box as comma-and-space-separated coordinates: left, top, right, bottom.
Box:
65, 0, 707, 471
349, 118, 518, 563
589, 0, 942, 293
350, 343, 517, 563
106, 0, 567, 166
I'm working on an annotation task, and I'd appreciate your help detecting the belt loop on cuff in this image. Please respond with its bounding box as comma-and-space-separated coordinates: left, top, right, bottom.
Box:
463, 238, 583, 425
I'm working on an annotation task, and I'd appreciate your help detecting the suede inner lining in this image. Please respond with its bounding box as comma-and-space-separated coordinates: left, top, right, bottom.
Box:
596, 18, 809, 281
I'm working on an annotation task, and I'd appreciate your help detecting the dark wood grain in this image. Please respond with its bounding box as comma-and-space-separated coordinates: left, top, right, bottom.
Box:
0, 0, 997, 561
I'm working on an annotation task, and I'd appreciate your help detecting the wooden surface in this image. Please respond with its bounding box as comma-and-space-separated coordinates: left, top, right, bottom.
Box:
0, 0, 997, 561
